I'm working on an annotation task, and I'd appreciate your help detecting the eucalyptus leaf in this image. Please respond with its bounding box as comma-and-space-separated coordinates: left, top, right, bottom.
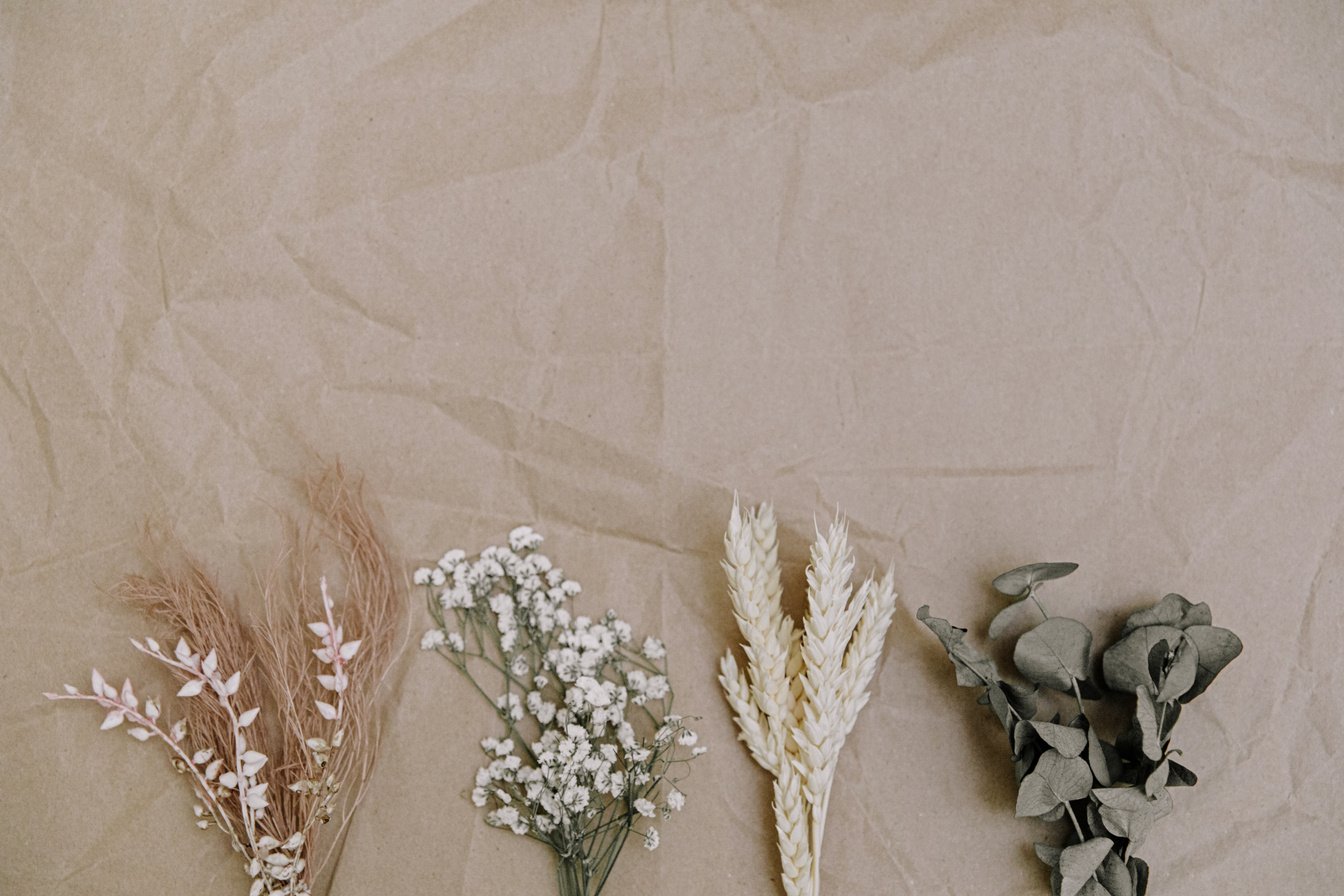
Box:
1093, 787, 1172, 848
988, 683, 1014, 735
1036, 843, 1064, 868
1179, 625, 1243, 703
1101, 624, 1183, 693
1016, 749, 1093, 817
1028, 721, 1088, 758
1144, 759, 1169, 798
918, 606, 1001, 688
1060, 838, 1114, 896
1041, 802, 1068, 823
1127, 857, 1150, 896
989, 600, 1027, 639
1015, 617, 1094, 692
1155, 637, 1198, 703
1097, 851, 1133, 896
1004, 681, 1040, 719
1166, 759, 1197, 787
1134, 687, 1162, 761
1086, 725, 1113, 787
993, 562, 1080, 598
1120, 593, 1209, 634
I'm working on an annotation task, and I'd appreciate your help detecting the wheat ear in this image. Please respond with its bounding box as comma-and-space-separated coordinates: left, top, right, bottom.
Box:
719, 502, 898, 896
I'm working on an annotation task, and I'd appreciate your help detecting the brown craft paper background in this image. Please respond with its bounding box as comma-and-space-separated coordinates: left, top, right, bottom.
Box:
3, 3, 1342, 894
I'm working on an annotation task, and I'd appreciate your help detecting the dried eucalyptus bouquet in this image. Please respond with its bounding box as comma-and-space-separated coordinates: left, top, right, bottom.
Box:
417, 526, 704, 896
44, 468, 406, 896
919, 563, 1243, 896
718, 501, 898, 896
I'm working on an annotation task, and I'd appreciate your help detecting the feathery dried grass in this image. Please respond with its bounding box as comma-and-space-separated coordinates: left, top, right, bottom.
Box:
719, 499, 897, 896
114, 463, 406, 889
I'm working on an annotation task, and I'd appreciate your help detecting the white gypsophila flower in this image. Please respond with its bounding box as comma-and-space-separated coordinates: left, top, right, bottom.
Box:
447, 632, 465, 652
420, 629, 446, 651
419, 532, 705, 896
644, 675, 669, 700
677, 730, 698, 747
413, 567, 433, 586
667, 790, 685, 811
509, 526, 543, 552
643, 827, 660, 851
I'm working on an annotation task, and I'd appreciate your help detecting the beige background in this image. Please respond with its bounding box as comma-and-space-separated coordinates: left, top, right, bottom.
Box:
3, 2, 1342, 894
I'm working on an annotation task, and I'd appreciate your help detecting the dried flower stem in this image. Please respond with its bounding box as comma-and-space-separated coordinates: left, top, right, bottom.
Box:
718, 499, 897, 896
45, 464, 405, 896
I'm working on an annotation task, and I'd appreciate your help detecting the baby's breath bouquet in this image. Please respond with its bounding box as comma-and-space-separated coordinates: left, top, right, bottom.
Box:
417, 527, 704, 896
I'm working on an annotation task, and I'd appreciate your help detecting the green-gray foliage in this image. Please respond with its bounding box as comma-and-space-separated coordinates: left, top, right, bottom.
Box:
918, 564, 1242, 896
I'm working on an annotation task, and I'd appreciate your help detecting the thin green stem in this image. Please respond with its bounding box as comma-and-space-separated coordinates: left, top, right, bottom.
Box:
1029, 591, 1050, 621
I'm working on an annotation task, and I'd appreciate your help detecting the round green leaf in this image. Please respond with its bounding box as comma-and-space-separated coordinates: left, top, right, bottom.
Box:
993, 562, 1079, 598
1060, 838, 1115, 896
1029, 721, 1088, 758
1015, 617, 1093, 692
1016, 748, 1093, 817
1101, 624, 1183, 693
1179, 625, 1243, 703
1120, 593, 1210, 634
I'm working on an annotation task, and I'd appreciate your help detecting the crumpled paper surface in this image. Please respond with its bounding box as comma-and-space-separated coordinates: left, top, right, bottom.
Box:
2, 3, 1341, 894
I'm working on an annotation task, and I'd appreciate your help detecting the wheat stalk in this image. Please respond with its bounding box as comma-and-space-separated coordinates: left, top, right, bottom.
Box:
718, 500, 897, 896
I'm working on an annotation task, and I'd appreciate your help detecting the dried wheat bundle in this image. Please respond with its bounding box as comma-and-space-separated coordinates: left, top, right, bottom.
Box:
45, 465, 406, 896
718, 500, 897, 896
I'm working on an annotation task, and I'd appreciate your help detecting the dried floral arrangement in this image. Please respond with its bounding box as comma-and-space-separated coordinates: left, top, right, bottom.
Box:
919, 562, 1243, 896
44, 467, 406, 896
718, 501, 898, 896
417, 526, 705, 896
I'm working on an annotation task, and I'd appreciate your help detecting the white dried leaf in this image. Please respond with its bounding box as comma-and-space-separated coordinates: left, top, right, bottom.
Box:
62, 684, 77, 695
307, 622, 330, 639
224, 671, 241, 696
305, 738, 329, 752
238, 707, 260, 727
120, 679, 137, 708
201, 649, 218, 677
339, 639, 361, 660
145, 637, 160, 653
312, 647, 334, 664
283, 832, 304, 850
205, 759, 223, 781
144, 698, 160, 721
100, 710, 125, 730
91, 669, 106, 696
219, 771, 239, 790
191, 749, 213, 765
249, 880, 264, 896
257, 835, 280, 850
196, 819, 209, 829
315, 700, 338, 720
177, 679, 205, 699
127, 727, 152, 741
174, 638, 192, 662
170, 720, 187, 742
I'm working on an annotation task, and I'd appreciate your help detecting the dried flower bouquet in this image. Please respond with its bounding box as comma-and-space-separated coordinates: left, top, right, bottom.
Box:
418, 526, 704, 896
718, 501, 898, 896
45, 468, 405, 896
